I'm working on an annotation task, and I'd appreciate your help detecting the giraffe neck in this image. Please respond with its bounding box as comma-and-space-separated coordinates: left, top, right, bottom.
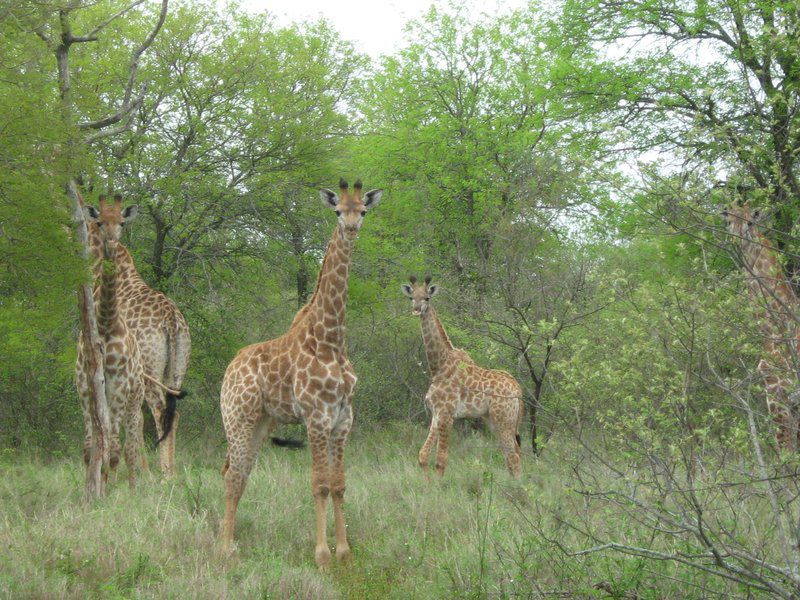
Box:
739, 230, 799, 341
113, 245, 148, 297
97, 250, 124, 339
420, 307, 453, 376
306, 225, 354, 352
89, 227, 147, 298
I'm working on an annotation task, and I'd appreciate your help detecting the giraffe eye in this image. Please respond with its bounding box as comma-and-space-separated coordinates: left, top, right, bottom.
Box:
360, 211, 366, 217
335, 210, 341, 217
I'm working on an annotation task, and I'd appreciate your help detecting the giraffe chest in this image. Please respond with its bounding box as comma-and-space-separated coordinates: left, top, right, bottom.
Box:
294, 357, 356, 404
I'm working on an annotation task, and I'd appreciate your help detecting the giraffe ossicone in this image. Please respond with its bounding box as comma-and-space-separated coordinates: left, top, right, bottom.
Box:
219, 178, 382, 569
401, 275, 524, 478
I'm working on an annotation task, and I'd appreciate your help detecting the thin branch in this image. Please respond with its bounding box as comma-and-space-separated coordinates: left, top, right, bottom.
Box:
78, 0, 168, 133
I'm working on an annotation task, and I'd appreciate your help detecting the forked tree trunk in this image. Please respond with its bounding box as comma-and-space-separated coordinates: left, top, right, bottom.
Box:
59, 32, 111, 499
45, 1, 168, 500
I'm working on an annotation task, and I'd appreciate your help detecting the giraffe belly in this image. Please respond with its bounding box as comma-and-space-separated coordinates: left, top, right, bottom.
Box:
455, 392, 489, 419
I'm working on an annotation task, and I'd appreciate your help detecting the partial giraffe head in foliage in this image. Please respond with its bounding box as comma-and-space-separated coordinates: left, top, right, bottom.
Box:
83, 194, 138, 257
319, 178, 382, 241
401, 275, 439, 316
721, 202, 767, 241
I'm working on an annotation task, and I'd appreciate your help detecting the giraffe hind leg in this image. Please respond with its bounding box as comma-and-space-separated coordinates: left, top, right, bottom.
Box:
220, 413, 275, 554
123, 398, 144, 489
490, 405, 522, 477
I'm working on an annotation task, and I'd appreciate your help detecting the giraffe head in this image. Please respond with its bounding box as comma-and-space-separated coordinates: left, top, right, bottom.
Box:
84, 195, 138, 259
721, 203, 764, 241
319, 178, 382, 241
401, 275, 439, 316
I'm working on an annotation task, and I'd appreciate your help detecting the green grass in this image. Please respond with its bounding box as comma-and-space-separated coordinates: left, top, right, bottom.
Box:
0, 423, 772, 599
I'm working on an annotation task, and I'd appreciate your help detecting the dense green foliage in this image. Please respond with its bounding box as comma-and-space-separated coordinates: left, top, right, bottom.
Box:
3, 0, 800, 596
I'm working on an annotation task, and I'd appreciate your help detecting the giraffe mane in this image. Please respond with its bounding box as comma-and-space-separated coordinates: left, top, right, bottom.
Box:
289, 229, 336, 327
432, 308, 454, 350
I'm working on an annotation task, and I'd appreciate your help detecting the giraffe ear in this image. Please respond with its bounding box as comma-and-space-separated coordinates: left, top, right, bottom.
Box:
401, 284, 413, 298
364, 189, 382, 208
122, 205, 138, 222
83, 205, 100, 222
320, 189, 339, 208
428, 285, 439, 297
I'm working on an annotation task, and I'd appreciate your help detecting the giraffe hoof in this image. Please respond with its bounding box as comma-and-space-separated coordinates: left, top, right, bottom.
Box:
315, 546, 331, 570
336, 544, 351, 563
219, 540, 237, 559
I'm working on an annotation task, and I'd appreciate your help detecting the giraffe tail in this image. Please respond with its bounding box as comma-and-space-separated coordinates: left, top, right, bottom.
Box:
155, 389, 188, 446
516, 395, 526, 448
270, 437, 306, 449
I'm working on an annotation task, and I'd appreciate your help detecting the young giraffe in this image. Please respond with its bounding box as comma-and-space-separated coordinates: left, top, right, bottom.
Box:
219, 179, 382, 568
84, 195, 191, 477
76, 196, 147, 488
402, 276, 524, 477
723, 203, 800, 450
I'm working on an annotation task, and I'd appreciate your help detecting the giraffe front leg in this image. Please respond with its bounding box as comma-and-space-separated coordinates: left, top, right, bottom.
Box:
435, 412, 454, 477
418, 416, 439, 480
330, 406, 353, 564
308, 423, 332, 570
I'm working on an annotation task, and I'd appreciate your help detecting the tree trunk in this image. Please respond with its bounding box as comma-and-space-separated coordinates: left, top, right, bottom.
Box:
296, 261, 309, 307
530, 379, 542, 455
58, 19, 111, 499
68, 181, 111, 500
151, 214, 169, 286
291, 225, 309, 307
48, 1, 169, 500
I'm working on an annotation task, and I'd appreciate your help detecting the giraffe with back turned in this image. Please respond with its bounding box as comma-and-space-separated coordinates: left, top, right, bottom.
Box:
402, 276, 524, 477
219, 178, 382, 569
723, 203, 800, 450
83, 192, 191, 476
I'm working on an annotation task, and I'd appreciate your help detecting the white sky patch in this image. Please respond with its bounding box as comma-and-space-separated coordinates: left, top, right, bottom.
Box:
235, 0, 529, 59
